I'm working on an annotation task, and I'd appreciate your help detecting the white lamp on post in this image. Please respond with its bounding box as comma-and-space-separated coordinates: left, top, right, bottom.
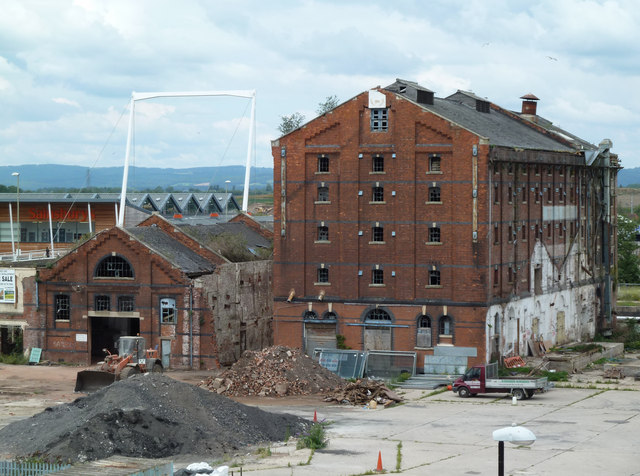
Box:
492, 423, 536, 476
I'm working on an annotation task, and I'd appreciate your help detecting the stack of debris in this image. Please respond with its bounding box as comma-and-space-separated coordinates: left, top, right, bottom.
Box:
323, 379, 403, 407
200, 345, 346, 397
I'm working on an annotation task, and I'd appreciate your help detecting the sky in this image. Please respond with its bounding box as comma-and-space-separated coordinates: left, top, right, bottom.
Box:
1, 0, 639, 181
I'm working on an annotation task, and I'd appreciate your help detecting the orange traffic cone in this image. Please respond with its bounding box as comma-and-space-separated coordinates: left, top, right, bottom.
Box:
313, 410, 318, 423
375, 451, 383, 472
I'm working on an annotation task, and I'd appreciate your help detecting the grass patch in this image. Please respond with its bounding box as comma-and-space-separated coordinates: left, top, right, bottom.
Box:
388, 371, 412, 389
257, 447, 271, 458
395, 442, 402, 471
0, 353, 28, 365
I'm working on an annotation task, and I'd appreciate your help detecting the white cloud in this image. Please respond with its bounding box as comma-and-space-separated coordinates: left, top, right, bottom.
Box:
0, 0, 638, 174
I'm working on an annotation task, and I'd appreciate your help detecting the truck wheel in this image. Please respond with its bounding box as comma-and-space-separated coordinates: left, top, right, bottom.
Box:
152, 362, 163, 373
458, 387, 471, 398
512, 388, 526, 400
120, 366, 140, 380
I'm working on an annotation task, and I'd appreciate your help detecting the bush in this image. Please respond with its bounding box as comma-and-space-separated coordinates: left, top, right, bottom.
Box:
0, 353, 28, 365
297, 423, 327, 450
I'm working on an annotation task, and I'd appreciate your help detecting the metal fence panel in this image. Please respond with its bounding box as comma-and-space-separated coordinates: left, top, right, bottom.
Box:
365, 351, 416, 380
0, 461, 71, 475
314, 349, 367, 379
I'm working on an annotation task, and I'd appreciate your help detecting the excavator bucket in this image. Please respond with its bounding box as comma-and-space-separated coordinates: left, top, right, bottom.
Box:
75, 370, 116, 393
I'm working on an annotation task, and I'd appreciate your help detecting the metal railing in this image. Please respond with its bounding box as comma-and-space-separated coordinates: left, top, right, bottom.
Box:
0, 248, 65, 262
314, 348, 416, 380
0, 460, 71, 475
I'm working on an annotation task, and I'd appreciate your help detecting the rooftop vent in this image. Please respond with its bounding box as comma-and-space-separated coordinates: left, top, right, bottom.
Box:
520, 93, 539, 115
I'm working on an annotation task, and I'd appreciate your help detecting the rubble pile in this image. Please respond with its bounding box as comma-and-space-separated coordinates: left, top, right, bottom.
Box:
323, 379, 403, 407
200, 345, 346, 397
0, 373, 308, 463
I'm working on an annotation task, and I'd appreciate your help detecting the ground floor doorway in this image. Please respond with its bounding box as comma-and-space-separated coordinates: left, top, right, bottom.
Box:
304, 323, 337, 354
89, 316, 140, 363
0, 325, 22, 355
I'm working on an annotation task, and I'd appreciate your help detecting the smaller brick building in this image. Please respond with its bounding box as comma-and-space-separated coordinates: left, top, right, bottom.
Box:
13, 213, 272, 368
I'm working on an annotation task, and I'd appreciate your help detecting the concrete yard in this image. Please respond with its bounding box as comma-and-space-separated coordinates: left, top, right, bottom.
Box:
1, 363, 639, 475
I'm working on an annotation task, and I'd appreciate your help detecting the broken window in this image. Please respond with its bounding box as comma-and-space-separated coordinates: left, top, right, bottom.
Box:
118, 296, 135, 312
317, 225, 329, 241
95, 255, 134, 279
429, 269, 441, 286
95, 295, 111, 311
317, 186, 329, 202
317, 268, 329, 283
372, 226, 384, 242
370, 108, 388, 132
372, 186, 384, 202
429, 186, 441, 202
317, 155, 329, 173
54, 294, 70, 321
416, 315, 432, 348
161, 298, 176, 324
372, 155, 384, 172
429, 155, 441, 172
428, 226, 441, 243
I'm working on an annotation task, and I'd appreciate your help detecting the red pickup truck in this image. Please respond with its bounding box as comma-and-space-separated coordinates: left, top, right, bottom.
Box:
452, 363, 551, 400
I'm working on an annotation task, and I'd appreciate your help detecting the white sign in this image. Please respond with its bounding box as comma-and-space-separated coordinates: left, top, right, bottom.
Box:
368, 89, 387, 108
75, 333, 88, 342
0, 269, 16, 304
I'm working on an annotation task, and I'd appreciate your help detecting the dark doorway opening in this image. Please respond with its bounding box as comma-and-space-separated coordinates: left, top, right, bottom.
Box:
90, 317, 140, 363
0, 326, 23, 355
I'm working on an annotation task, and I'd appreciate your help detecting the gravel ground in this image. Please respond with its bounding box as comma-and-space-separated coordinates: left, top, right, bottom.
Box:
0, 373, 309, 463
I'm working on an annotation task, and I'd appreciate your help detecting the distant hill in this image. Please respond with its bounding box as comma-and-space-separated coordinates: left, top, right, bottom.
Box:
619, 168, 640, 187
0, 165, 273, 191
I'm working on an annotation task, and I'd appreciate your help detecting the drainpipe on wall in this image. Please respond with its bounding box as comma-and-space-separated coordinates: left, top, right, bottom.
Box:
189, 284, 193, 369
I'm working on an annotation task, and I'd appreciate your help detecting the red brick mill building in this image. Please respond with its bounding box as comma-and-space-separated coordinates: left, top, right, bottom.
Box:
272, 79, 618, 371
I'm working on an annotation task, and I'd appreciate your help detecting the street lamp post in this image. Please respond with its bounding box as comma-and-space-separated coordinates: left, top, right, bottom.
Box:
12, 172, 20, 258
492, 424, 536, 476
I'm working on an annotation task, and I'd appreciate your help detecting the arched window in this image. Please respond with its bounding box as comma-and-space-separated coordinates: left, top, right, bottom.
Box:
303, 310, 319, 321
94, 255, 134, 278
321, 311, 337, 321
365, 308, 391, 322
416, 314, 432, 348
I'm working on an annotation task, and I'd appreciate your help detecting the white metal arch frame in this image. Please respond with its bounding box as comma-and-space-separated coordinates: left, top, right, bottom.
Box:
118, 90, 256, 226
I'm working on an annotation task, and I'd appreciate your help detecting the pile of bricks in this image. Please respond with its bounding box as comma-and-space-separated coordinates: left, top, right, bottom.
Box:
323, 379, 403, 407
199, 345, 346, 397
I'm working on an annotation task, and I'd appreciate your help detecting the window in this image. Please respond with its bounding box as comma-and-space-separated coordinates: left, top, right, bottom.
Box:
417, 315, 432, 348
370, 108, 388, 131
508, 184, 513, 203
321, 311, 337, 321
547, 186, 552, 202
372, 155, 384, 172
317, 225, 329, 241
429, 186, 441, 202
494, 183, 500, 204
118, 296, 135, 312
372, 269, 384, 285
95, 255, 134, 278
54, 294, 70, 321
429, 269, 441, 286
494, 223, 499, 245
559, 185, 564, 202
372, 226, 384, 242
366, 308, 391, 321
508, 265, 514, 283
317, 268, 329, 283
372, 186, 384, 202
521, 224, 526, 241
160, 298, 176, 324
317, 186, 329, 202
95, 295, 111, 311
303, 310, 319, 320
429, 155, 441, 172
522, 186, 527, 203
439, 315, 452, 336
428, 226, 441, 243
493, 267, 499, 287
535, 185, 540, 203
317, 155, 329, 173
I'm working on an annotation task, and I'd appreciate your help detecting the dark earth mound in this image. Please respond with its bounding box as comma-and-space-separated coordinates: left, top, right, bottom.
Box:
0, 373, 309, 463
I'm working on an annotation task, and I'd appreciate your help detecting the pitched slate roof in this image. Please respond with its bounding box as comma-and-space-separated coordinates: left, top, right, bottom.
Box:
176, 222, 272, 255
125, 226, 217, 276
385, 79, 594, 153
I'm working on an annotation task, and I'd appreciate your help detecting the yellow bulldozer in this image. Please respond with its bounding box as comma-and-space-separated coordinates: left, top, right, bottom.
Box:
75, 336, 163, 392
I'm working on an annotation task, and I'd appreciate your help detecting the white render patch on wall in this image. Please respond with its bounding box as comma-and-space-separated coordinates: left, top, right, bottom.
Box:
543, 205, 577, 221
485, 238, 597, 362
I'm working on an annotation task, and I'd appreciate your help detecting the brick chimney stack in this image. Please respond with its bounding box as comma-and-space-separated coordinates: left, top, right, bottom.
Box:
520, 93, 540, 115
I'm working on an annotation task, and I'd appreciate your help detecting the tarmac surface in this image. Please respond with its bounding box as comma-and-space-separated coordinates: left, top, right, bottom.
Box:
1, 363, 639, 475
